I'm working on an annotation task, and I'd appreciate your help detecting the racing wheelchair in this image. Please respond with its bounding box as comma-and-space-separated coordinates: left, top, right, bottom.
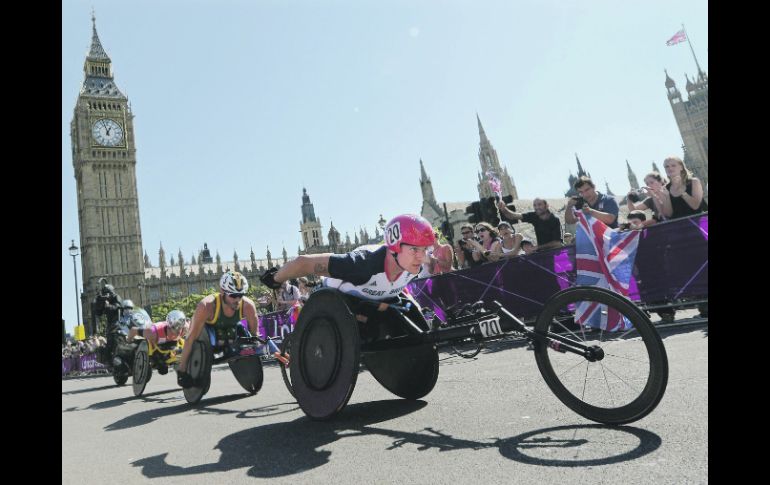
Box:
131, 336, 185, 396
181, 323, 266, 404
97, 307, 151, 386
279, 286, 669, 425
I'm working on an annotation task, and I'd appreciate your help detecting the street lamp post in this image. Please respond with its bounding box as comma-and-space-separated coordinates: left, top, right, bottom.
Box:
68, 240, 83, 338
378, 214, 386, 241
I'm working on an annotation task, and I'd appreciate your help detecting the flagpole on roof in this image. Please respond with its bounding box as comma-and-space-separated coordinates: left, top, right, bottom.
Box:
682, 23, 704, 79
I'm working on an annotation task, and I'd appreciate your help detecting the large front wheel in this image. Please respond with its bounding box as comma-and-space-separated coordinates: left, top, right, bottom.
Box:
132, 341, 152, 396
279, 336, 295, 398
533, 286, 668, 425
183, 330, 213, 404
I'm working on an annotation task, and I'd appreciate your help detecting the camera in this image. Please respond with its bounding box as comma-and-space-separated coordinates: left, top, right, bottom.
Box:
458, 236, 480, 248
627, 189, 645, 203
571, 196, 585, 210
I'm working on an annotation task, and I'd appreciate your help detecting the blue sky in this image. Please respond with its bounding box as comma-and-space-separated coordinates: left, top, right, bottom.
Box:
62, 0, 707, 333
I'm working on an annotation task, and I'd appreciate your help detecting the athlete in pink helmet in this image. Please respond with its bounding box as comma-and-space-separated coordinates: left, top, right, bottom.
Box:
261, 214, 435, 300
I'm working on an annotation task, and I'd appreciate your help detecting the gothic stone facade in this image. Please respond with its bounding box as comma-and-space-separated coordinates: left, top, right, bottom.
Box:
71, 17, 145, 328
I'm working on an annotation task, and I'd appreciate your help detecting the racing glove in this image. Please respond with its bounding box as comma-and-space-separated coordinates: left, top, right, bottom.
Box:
259, 267, 283, 290
177, 370, 195, 388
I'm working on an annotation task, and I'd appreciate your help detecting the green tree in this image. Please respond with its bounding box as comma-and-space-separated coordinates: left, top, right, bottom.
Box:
150, 282, 277, 321
151, 288, 217, 322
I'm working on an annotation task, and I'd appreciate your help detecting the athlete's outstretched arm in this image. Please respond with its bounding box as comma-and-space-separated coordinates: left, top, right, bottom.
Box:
274, 254, 332, 283
177, 299, 211, 372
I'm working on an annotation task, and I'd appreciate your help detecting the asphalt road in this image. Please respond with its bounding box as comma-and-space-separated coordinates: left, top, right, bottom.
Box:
62, 322, 707, 484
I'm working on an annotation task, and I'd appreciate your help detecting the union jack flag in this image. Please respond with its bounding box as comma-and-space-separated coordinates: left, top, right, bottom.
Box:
666, 29, 687, 46
574, 211, 640, 331
486, 170, 502, 199
288, 301, 302, 325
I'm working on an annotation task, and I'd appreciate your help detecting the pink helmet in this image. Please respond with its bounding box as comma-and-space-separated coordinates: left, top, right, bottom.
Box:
384, 214, 435, 253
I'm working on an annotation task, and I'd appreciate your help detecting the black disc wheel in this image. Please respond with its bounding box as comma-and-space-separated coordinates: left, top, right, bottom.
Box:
132, 341, 152, 397
360, 291, 438, 399
279, 336, 295, 398
112, 335, 130, 386
113, 372, 129, 386
290, 289, 361, 420
183, 331, 213, 404
362, 343, 439, 399
228, 353, 264, 395
533, 286, 669, 425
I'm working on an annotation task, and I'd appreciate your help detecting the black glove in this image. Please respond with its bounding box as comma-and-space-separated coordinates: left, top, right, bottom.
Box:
260, 267, 283, 290
177, 370, 194, 388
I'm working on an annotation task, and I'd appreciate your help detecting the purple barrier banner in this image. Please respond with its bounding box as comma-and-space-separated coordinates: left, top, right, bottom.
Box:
408, 214, 708, 320
62, 357, 75, 377
78, 353, 107, 373
631, 214, 708, 303
62, 353, 107, 377
258, 309, 296, 340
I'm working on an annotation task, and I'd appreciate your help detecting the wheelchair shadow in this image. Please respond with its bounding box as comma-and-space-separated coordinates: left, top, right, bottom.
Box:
436, 354, 482, 366
104, 393, 252, 432
479, 337, 530, 355
131, 399, 427, 478
87, 389, 179, 411
62, 384, 121, 396
496, 424, 662, 467
656, 323, 708, 341
131, 401, 661, 478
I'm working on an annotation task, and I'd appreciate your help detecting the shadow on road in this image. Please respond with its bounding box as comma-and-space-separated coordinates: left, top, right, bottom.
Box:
62, 383, 120, 396
131, 399, 661, 478
497, 424, 662, 466
62, 388, 180, 413
104, 393, 253, 431
87, 388, 179, 411
656, 322, 708, 341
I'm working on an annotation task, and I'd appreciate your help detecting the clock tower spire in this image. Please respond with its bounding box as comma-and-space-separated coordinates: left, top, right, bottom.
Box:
70, 13, 144, 335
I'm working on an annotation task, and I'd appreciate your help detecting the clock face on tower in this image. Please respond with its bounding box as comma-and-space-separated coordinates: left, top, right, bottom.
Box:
92, 118, 124, 147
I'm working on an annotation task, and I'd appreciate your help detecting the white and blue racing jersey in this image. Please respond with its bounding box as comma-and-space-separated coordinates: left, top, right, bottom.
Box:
322, 245, 418, 301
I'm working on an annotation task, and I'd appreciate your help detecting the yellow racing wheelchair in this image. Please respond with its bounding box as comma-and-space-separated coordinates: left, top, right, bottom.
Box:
132, 336, 185, 397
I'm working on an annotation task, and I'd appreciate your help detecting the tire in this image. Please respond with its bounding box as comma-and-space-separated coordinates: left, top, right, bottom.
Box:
533, 286, 668, 425
279, 336, 295, 398
113, 372, 129, 386
290, 289, 360, 420
451, 338, 482, 359
228, 354, 264, 395
111, 335, 130, 386
183, 330, 213, 404
358, 291, 439, 400
362, 343, 439, 399
132, 341, 152, 397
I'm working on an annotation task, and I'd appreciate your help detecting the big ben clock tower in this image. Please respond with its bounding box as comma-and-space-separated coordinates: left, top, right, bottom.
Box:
71, 14, 145, 334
